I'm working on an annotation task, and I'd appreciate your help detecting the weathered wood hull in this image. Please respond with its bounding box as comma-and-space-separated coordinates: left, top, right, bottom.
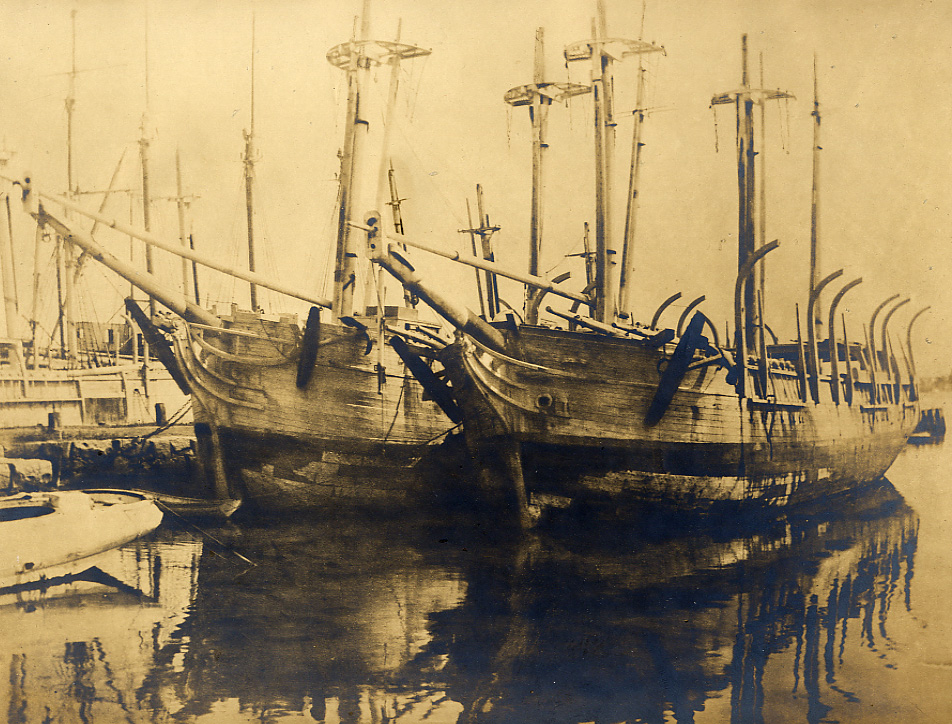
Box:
442, 325, 918, 515
174, 311, 457, 512
210, 426, 454, 513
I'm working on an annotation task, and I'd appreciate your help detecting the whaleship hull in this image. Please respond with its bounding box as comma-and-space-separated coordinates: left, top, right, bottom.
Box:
174, 310, 455, 512
444, 325, 918, 514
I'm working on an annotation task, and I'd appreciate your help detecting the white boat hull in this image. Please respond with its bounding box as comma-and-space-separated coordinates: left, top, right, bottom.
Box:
0, 490, 163, 590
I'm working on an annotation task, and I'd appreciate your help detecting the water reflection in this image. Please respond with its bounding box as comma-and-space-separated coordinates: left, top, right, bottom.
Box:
0, 480, 922, 723
164, 517, 469, 721
419, 483, 917, 724
0, 531, 202, 723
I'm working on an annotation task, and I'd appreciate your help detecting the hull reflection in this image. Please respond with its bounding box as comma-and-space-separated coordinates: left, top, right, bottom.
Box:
0, 531, 202, 724
0, 481, 921, 723
414, 481, 917, 723
157, 517, 470, 721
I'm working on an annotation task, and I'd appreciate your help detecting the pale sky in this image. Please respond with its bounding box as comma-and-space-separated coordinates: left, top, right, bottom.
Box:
0, 0, 949, 376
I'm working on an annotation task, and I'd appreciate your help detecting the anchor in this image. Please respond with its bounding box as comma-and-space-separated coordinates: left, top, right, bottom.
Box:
645, 311, 707, 427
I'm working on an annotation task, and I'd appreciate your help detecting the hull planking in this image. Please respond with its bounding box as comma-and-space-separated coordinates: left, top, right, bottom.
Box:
175, 308, 458, 512
441, 324, 918, 516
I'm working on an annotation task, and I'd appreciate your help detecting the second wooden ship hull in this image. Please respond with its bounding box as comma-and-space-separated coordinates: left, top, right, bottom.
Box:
173, 308, 458, 513
442, 324, 918, 516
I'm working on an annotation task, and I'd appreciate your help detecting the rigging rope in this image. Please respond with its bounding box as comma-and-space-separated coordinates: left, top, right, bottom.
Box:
135, 399, 193, 442
382, 375, 406, 443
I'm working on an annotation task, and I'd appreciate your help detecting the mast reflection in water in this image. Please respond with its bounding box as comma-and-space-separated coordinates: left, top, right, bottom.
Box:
0, 475, 937, 723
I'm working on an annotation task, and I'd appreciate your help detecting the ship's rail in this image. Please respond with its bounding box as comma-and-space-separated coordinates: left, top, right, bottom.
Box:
175, 337, 265, 411
187, 324, 289, 367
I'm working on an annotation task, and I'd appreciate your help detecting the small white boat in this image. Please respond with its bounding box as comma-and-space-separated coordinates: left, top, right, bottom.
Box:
0, 490, 163, 590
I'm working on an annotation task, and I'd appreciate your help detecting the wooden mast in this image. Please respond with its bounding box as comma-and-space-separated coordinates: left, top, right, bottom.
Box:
711, 36, 792, 354
618, 4, 662, 318
62, 8, 78, 363
591, 13, 610, 322
738, 36, 755, 353
529, 28, 546, 284
174, 150, 190, 297
505, 28, 588, 324
594, 2, 613, 322
327, 1, 429, 320
810, 56, 822, 335
363, 19, 406, 315
139, 6, 155, 317
756, 53, 767, 334
565, 5, 662, 323
244, 15, 258, 311
330, 9, 367, 320
0, 166, 17, 338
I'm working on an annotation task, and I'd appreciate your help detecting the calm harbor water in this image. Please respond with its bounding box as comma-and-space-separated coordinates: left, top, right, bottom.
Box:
2, 442, 950, 723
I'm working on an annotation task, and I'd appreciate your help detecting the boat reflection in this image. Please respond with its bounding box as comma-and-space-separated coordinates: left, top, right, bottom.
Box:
0, 480, 919, 723
418, 481, 918, 724
0, 530, 202, 724
162, 516, 470, 721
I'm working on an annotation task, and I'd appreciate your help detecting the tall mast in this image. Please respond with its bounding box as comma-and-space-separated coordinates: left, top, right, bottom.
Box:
618, 2, 662, 317
0, 155, 18, 338
505, 28, 588, 324
140, 6, 155, 316
530, 26, 545, 284
711, 35, 792, 353
809, 56, 822, 334
62, 8, 79, 363
565, 3, 661, 322
362, 18, 407, 313
244, 15, 258, 311
757, 53, 768, 330
330, 12, 363, 320
66, 9, 77, 197
591, 12, 610, 322
327, 1, 429, 320
739, 36, 755, 351
174, 149, 192, 296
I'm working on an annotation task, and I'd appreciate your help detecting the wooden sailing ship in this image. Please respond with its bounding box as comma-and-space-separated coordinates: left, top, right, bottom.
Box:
4, 6, 459, 513
372, 20, 927, 527
164, 16, 459, 513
